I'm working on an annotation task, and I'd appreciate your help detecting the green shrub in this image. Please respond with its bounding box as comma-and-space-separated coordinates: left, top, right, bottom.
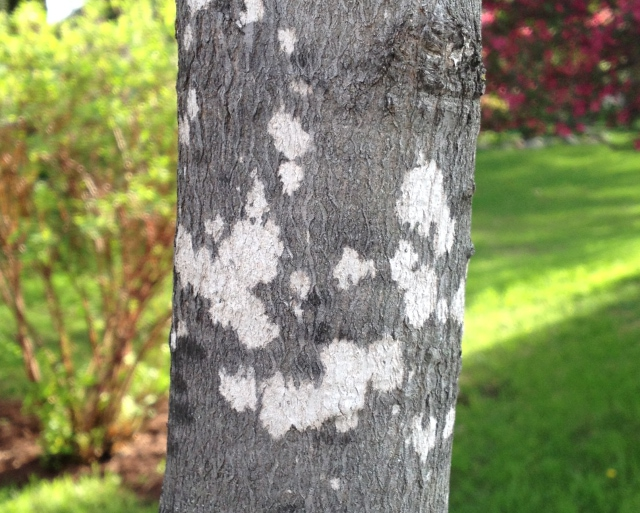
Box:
0, 0, 177, 461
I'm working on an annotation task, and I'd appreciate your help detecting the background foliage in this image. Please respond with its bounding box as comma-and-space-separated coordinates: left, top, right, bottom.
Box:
482, 0, 640, 137
0, 0, 176, 461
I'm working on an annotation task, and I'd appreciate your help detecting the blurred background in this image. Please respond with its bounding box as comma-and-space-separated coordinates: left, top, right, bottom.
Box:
0, 1, 638, 511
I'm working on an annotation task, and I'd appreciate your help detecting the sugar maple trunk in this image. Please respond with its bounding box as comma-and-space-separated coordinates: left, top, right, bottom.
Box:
161, 0, 483, 511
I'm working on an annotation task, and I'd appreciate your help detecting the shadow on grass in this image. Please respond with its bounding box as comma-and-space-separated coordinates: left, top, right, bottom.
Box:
450, 275, 640, 513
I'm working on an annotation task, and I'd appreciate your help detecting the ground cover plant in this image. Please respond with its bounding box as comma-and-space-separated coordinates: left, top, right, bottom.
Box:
450, 142, 640, 511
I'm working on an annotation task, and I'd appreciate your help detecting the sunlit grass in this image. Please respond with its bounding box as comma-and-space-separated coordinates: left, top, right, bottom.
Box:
451, 143, 640, 512
464, 144, 640, 353
0, 473, 157, 513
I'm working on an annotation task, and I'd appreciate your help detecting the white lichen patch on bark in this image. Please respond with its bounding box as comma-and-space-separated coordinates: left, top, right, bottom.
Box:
277, 28, 297, 55
204, 214, 225, 242
277, 161, 304, 195
451, 280, 466, 323
170, 321, 188, 352
335, 412, 359, 432
333, 247, 376, 290
443, 407, 456, 439
174, 176, 283, 349
187, 88, 199, 121
176, 320, 189, 338
290, 80, 312, 96
292, 304, 304, 318
259, 337, 404, 438
329, 478, 341, 491
187, 0, 210, 12
219, 366, 257, 412
390, 240, 437, 328
408, 414, 438, 464
397, 159, 456, 256
183, 24, 193, 50
289, 270, 311, 299
267, 108, 312, 161
178, 115, 190, 146
244, 172, 270, 220
290, 270, 310, 319
239, 0, 264, 25
267, 108, 312, 197
436, 280, 466, 325
436, 298, 449, 324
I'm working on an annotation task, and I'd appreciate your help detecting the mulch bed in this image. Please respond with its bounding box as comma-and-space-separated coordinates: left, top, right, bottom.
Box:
0, 399, 167, 502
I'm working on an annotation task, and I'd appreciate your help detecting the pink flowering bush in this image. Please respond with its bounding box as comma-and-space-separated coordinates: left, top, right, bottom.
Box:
482, 0, 640, 136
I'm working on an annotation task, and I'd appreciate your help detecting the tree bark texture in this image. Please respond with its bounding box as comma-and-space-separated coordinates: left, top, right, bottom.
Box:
161, 0, 483, 511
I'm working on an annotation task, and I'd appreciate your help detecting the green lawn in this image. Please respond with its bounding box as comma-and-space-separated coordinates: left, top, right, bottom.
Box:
450, 144, 640, 512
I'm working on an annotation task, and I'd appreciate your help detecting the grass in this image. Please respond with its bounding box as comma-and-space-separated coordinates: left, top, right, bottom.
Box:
0, 473, 157, 513
450, 144, 640, 511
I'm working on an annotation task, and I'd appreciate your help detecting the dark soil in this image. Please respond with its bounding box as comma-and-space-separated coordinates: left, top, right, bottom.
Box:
0, 399, 167, 502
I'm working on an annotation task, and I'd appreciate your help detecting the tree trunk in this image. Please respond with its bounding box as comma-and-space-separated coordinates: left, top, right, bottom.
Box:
161, 0, 483, 511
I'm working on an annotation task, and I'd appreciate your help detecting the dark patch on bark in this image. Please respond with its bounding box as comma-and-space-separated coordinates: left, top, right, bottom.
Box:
169, 398, 195, 425
313, 426, 356, 447
270, 490, 307, 513
306, 288, 322, 308
290, 43, 319, 83
294, 350, 323, 381
166, 429, 180, 457
170, 371, 189, 396
312, 320, 331, 345
177, 332, 208, 362
272, 506, 305, 513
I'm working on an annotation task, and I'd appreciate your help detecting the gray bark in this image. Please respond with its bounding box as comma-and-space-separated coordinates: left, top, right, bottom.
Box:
161, 0, 483, 511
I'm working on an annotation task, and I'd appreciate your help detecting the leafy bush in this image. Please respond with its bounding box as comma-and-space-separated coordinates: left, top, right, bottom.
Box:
482, 1, 640, 135
0, 0, 177, 461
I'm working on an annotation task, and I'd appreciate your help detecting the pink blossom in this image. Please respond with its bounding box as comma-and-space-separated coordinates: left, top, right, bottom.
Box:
482, 10, 496, 26
588, 7, 614, 27
517, 26, 533, 38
